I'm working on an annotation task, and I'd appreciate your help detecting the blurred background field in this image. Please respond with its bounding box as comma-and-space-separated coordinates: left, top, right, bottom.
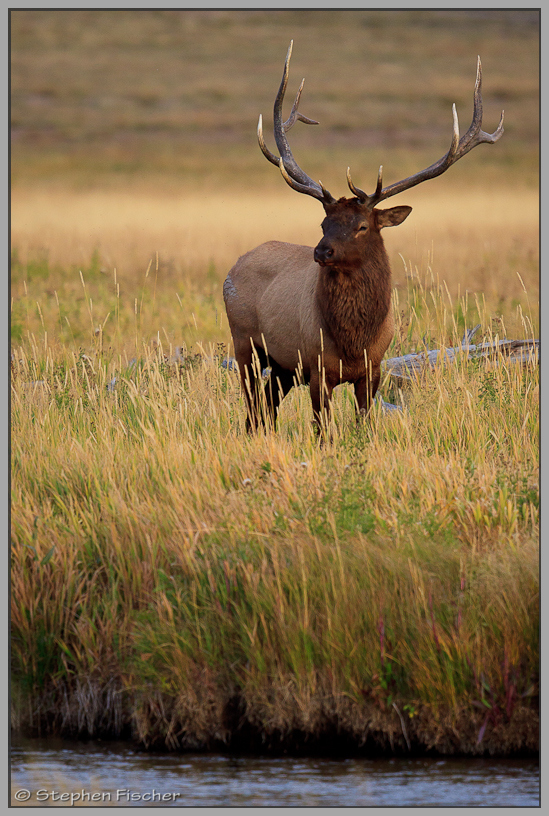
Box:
10, 9, 539, 184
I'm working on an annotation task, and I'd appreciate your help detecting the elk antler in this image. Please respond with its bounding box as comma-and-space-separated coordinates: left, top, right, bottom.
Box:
258, 41, 335, 204
347, 56, 504, 209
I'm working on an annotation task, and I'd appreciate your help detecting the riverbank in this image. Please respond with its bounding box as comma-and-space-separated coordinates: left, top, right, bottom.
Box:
13, 680, 538, 757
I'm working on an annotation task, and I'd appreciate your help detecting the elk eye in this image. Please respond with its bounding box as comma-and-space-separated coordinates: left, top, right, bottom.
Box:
357, 225, 368, 233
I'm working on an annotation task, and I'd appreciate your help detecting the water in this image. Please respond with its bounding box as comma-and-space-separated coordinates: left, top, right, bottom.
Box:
11, 738, 539, 807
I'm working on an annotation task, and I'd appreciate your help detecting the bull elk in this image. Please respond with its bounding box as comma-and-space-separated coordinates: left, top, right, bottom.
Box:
223, 42, 504, 434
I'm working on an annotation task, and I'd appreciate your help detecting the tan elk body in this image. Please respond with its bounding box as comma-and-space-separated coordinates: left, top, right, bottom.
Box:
224, 43, 503, 433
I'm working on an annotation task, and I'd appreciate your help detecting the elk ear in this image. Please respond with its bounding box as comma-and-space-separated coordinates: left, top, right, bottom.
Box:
376, 206, 412, 228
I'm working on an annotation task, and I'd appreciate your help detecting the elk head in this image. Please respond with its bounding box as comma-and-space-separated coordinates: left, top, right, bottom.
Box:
313, 199, 413, 269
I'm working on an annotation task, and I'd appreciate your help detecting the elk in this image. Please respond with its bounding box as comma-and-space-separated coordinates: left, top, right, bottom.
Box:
223, 42, 503, 434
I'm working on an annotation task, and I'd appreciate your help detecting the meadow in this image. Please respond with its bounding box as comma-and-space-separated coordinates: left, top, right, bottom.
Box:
11, 9, 539, 755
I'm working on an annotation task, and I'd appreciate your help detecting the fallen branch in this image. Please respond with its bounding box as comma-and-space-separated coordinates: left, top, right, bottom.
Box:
383, 326, 539, 381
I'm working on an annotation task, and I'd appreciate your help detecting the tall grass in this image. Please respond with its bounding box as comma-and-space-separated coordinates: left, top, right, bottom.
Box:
11, 246, 538, 754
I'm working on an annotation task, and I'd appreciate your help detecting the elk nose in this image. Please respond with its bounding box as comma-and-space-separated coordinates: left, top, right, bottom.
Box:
314, 245, 334, 264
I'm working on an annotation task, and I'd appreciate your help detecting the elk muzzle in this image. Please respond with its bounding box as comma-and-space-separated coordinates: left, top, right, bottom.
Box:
313, 240, 335, 266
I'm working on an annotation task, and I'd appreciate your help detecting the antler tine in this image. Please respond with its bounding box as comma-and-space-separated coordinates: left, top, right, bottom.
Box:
278, 159, 317, 195
283, 78, 319, 132
277, 160, 336, 205
347, 165, 383, 205
454, 56, 505, 156
258, 41, 334, 203
319, 179, 333, 201
346, 166, 367, 200
374, 165, 384, 199
258, 75, 319, 166
357, 57, 504, 209
257, 115, 280, 167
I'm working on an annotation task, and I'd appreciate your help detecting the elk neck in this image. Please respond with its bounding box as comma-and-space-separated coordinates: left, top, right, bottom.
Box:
315, 236, 392, 363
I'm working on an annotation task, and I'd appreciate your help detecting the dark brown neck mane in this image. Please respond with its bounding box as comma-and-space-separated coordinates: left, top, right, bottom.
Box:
316, 238, 392, 362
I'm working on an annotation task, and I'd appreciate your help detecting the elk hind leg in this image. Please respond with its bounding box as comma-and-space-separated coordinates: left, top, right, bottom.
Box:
264, 359, 295, 429
235, 341, 265, 432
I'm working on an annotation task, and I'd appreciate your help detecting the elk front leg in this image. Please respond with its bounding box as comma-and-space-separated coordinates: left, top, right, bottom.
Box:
354, 365, 381, 420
